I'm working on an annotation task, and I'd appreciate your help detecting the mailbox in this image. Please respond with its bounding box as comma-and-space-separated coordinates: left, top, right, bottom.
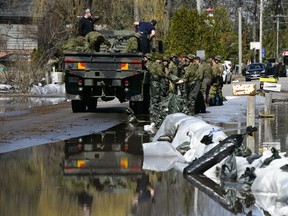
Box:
232, 84, 257, 96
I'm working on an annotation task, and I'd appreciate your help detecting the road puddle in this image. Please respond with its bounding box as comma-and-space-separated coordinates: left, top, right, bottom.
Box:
0, 96, 66, 116
1, 104, 288, 215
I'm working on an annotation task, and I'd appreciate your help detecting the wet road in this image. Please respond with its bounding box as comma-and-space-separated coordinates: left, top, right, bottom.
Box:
1, 79, 288, 216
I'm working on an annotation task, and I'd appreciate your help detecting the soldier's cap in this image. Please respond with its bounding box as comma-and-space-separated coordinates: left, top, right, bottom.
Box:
144, 53, 152, 59
85, 8, 91, 13
194, 56, 201, 61
170, 54, 177, 59
214, 55, 222, 61
162, 57, 169, 62
186, 54, 195, 60
206, 58, 212, 63
154, 53, 163, 60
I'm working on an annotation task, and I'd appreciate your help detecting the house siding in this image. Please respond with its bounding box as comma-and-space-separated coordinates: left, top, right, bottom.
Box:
0, 24, 38, 51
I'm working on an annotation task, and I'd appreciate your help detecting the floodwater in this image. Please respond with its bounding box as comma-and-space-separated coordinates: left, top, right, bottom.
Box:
0, 96, 66, 116
0, 101, 288, 216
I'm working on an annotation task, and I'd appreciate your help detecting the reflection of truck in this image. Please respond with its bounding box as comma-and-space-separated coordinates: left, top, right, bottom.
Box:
62, 31, 150, 113
62, 123, 150, 176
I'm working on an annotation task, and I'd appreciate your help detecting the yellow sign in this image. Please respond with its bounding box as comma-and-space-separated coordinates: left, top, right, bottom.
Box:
233, 84, 256, 96
259, 77, 277, 83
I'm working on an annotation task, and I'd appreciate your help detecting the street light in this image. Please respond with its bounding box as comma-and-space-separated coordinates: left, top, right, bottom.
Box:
238, 0, 242, 75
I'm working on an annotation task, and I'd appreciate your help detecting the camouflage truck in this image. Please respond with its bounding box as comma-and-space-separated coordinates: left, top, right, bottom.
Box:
62, 30, 150, 113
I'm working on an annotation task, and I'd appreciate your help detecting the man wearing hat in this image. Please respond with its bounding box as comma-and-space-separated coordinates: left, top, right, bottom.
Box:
202, 58, 213, 105
149, 54, 166, 128
133, 19, 157, 54
209, 55, 224, 106
168, 54, 179, 77
176, 54, 201, 115
78, 8, 94, 37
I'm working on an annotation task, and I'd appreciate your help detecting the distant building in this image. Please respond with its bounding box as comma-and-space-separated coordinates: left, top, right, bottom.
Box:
0, 0, 38, 56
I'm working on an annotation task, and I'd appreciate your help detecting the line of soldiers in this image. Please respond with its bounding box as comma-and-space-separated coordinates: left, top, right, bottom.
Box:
143, 53, 224, 128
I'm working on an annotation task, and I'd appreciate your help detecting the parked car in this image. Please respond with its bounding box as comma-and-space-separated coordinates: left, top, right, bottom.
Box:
224, 60, 233, 72
245, 63, 266, 81
222, 63, 232, 84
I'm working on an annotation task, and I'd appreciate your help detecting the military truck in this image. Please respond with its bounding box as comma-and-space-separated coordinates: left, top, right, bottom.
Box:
62, 30, 150, 113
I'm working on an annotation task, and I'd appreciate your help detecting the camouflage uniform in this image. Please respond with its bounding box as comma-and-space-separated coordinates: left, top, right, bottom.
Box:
85, 31, 111, 52
124, 37, 138, 53
62, 31, 111, 52
167, 55, 180, 95
209, 56, 224, 106
168, 57, 179, 76
195, 61, 206, 113
149, 58, 167, 127
182, 60, 201, 115
201, 59, 213, 105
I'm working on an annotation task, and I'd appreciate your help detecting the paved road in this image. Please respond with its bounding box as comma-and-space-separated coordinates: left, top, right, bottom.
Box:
223, 76, 288, 99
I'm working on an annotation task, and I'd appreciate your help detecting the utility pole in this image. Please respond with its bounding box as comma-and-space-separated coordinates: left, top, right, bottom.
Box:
134, 0, 140, 21
276, 16, 279, 60
238, 0, 242, 75
259, 0, 263, 63
272, 15, 287, 60
196, 0, 202, 13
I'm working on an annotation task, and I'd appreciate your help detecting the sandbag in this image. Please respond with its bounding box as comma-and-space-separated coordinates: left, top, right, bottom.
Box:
183, 134, 244, 174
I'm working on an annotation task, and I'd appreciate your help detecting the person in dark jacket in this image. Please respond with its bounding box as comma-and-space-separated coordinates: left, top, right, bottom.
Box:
273, 61, 280, 80
78, 8, 94, 37
133, 19, 157, 54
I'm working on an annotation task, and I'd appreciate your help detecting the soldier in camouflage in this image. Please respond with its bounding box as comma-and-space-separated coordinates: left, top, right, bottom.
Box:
209, 55, 224, 106
201, 58, 213, 106
149, 54, 167, 127
176, 54, 201, 115
167, 54, 181, 95
193, 56, 206, 113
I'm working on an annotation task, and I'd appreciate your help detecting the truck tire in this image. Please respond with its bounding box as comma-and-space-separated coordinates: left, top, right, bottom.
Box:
87, 99, 98, 111
71, 100, 86, 113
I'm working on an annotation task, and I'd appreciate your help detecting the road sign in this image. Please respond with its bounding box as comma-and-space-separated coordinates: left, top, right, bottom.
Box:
263, 82, 281, 92
196, 50, 205, 60
232, 84, 257, 96
262, 48, 265, 58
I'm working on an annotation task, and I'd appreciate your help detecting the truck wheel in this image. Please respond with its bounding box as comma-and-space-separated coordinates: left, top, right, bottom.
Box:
71, 100, 86, 113
87, 99, 98, 111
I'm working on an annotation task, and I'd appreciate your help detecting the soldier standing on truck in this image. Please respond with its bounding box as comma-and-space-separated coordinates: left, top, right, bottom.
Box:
78, 8, 94, 38
133, 19, 157, 54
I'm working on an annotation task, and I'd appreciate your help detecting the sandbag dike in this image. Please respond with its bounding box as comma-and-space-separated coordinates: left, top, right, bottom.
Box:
142, 113, 288, 216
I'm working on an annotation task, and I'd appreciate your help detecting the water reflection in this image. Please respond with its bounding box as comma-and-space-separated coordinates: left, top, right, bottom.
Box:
0, 96, 66, 115
1, 106, 288, 215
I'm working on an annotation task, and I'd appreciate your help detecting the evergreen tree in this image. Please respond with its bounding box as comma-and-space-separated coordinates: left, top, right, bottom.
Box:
164, 6, 237, 59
